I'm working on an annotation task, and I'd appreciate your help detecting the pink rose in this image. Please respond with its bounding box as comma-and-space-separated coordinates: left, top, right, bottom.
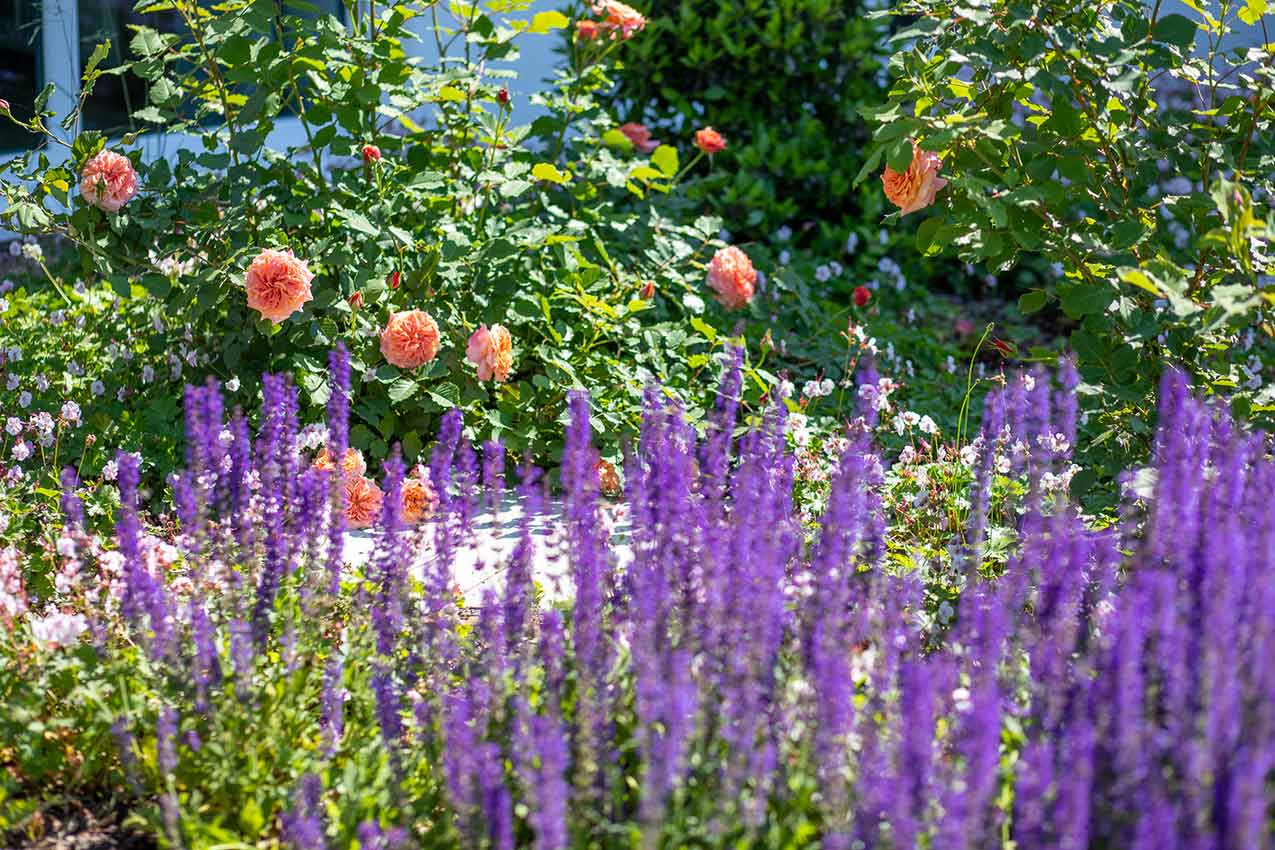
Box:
881, 141, 948, 216
362, 144, 381, 163
618, 122, 659, 154
381, 310, 441, 369
576, 19, 600, 40
79, 150, 138, 213
694, 127, 727, 154
245, 248, 315, 323
706, 246, 757, 310
345, 475, 383, 528
466, 323, 514, 382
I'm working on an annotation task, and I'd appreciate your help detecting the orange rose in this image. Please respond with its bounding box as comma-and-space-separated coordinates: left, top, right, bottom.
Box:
313, 447, 366, 476
881, 141, 948, 216
244, 248, 314, 323
465, 323, 514, 382
591, 0, 646, 39
694, 127, 727, 154
401, 475, 439, 523
706, 246, 757, 310
575, 19, 600, 40
79, 150, 138, 213
380, 310, 441, 369
345, 475, 383, 528
595, 459, 621, 497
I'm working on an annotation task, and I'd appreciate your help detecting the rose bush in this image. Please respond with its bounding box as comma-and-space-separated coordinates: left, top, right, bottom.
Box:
860, 0, 1275, 487
0, 0, 782, 469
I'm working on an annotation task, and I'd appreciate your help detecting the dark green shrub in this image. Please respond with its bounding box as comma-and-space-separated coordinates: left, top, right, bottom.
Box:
604, 0, 892, 243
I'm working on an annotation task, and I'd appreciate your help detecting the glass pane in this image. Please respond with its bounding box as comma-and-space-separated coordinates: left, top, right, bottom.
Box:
0, 0, 41, 151
78, 0, 345, 136
79, 0, 184, 136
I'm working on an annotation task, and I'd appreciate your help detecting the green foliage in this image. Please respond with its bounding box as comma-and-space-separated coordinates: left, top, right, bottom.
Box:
861, 0, 1275, 478
603, 0, 892, 240
0, 0, 780, 469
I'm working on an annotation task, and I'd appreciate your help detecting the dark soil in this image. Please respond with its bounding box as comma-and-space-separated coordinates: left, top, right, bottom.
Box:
3, 799, 155, 850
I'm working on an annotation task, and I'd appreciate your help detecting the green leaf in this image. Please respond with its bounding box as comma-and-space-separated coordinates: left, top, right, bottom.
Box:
1059, 284, 1113, 319
528, 10, 569, 32
689, 316, 718, 342
1238, 0, 1268, 24
1118, 268, 1162, 297
1018, 290, 1048, 314
531, 162, 571, 184
651, 145, 679, 178
1154, 14, 1197, 48
387, 378, 418, 403
886, 138, 914, 173
915, 216, 944, 256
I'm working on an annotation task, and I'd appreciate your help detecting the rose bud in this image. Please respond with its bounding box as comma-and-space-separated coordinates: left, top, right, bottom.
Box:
497, 87, 510, 106
348, 290, 365, 310
388, 270, 400, 289
852, 285, 872, 307
361, 144, 381, 163
640, 280, 655, 300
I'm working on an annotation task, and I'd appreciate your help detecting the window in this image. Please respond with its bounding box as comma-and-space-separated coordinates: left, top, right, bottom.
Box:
0, 0, 41, 151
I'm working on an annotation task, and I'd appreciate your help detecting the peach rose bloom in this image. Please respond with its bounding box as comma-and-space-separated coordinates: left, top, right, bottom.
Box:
313, 446, 366, 476
694, 127, 727, 154
706, 246, 757, 310
466, 323, 513, 382
345, 475, 383, 528
380, 310, 441, 369
881, 141, 948, 216
401, 474, 439, 523
619, 122, 659, 154
245, 248, 314, 323
575, 19, 600, 40
79, 150, 138, 213
592, 0, 646, 39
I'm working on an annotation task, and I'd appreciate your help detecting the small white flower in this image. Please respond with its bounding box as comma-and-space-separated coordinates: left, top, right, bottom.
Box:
21, 242, 43, 262
61, 401, 81, 424
845, 232, 859, 254
4, 417, 20, 436
117, 388, 127, 402
91, 381, 105, 396
7, 347, 20, 362
779, 250, 791, 265
28, 610, 88, 649
35, 374, 49, 392
102, 460, 118, 481
6, 241, 20, 257
776, 225, 793, 242
776, 379, 794, 399
0, 298, 7, 313
819, 378, 834, 396
142, 365, 155, 384
12, 440, 31, 461
67, 361, 82, 377
918, 415, 938, 435
226, 376, 241, 392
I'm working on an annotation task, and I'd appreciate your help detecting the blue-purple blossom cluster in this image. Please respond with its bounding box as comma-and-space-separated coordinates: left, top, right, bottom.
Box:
90, 347, 1275, 850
